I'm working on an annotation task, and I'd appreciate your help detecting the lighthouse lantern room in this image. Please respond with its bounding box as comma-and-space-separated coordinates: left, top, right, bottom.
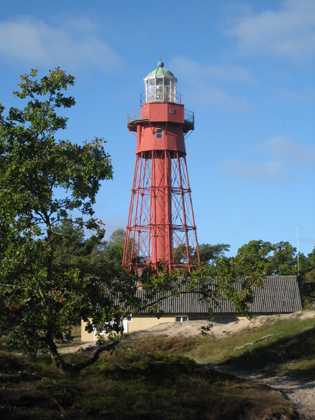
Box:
143, 61, 177, 104
123, 61, 199, 273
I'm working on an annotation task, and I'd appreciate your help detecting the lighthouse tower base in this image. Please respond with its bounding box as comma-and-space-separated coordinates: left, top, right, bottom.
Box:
123, 150, 199, 273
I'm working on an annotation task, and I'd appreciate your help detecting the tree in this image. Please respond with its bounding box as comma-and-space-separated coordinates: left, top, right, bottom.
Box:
270, 241, 297, 275
0, 68, 115, 372
0, 69, 266, 374
305, 247, 315, 282
198, 243, 230, 265
104, 228, 125, 267
235, 240, 274, 274
234, 240, 302, 276
52, 219, 106, 266
301, 247, 315, 308
173, 244, 193, 264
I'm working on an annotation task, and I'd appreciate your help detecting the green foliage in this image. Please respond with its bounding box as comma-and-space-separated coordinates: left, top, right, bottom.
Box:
306, 247, 315, 282
173, 243, 193, 264
233, 239, 315, 306
235, 240, 274, 274
272, 241, 297, 275
51, 219, 106, 267
0, 68, 115, 373
198, 243, 230, 264
103, 228, 125, 268
234, 239, 310, 277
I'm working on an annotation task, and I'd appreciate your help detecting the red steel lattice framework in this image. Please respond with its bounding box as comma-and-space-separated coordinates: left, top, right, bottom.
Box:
123, 62, 199, 273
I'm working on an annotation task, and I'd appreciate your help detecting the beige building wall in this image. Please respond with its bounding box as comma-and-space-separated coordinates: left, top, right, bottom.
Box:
81, 320, 95, 342
81, 315, 188, 341
127, 315, 181, 333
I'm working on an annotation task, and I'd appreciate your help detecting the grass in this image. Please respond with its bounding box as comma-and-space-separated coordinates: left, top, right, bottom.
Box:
2, 313, 314, 418
188, 313, 315, 379
0, 349, 295, 419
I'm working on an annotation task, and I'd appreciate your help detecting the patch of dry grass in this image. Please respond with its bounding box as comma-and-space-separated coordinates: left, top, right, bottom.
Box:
190, 315, 315, 379
0, 346, 295, 419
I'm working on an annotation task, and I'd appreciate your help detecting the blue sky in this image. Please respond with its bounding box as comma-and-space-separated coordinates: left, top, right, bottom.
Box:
0, 0, 314, 257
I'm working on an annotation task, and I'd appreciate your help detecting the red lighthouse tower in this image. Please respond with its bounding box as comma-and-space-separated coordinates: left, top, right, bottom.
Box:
123, 61, 199, 272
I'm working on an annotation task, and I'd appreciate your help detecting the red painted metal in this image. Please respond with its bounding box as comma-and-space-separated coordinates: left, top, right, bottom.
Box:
123, 81, 199, 273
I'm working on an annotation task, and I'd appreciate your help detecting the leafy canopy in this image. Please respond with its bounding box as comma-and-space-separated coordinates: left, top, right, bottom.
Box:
0, 68, 115, 373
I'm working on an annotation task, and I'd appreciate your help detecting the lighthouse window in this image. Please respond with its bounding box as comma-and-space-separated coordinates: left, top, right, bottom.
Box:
156, 129, 163, 138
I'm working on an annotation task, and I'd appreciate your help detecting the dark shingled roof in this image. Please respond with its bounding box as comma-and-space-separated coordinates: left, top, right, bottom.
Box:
134, 276, 302, 315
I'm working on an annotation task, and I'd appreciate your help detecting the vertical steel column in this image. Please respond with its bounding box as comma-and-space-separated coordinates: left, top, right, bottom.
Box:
164, 150, 172, 271
176, 153, 190, 266
183, 156, 200, 263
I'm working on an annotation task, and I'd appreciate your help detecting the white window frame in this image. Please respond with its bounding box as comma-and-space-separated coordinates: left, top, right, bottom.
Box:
175, 316, 189, 323
156, 128, 163, 138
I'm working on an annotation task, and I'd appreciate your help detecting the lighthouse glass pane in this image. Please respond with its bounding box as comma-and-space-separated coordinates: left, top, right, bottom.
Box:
156, 86, 163, 101
146, 80, 155, 103
169, 80, 176, 103
145, 78, 156, 102
145, 80, 149, 103
164, 79, 170, 101
164, 87, 170, 101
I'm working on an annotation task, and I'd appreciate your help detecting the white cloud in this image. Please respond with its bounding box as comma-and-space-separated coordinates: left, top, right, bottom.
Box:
258, 135, 315, 164
169, 55, 254, 111
275, 89, 310, 102
170, 55, 256, 84
189, 84, 252, 111
223, 134, 315, 183
223, 159, 289, 183
0, 16, 122, 71
226, 0, 315, 64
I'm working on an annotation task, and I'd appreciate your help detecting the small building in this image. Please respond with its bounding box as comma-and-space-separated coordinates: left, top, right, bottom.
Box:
81, 276, 302, 341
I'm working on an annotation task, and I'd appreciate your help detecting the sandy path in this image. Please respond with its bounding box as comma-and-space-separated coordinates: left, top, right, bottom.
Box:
253, 375, 315, 420
209, 367, 315, 420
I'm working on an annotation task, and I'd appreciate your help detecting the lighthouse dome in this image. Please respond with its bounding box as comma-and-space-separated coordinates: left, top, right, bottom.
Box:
146, 61, 175, 78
